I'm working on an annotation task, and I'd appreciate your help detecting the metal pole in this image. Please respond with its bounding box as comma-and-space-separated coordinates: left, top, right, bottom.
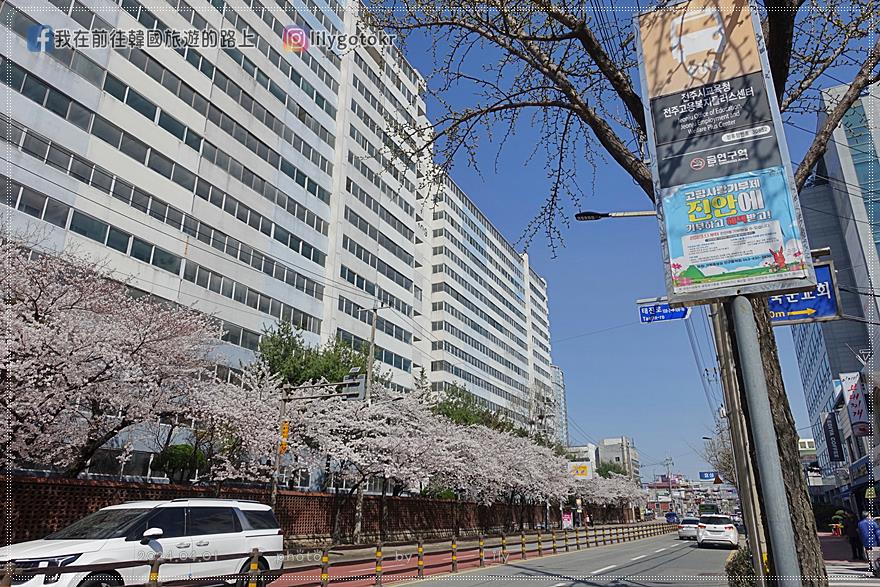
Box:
710, 303, 766, 587
665, 458, 674, 514
270, 391, 288, 509
365, 302, 378, 403
730, 296, 802, 586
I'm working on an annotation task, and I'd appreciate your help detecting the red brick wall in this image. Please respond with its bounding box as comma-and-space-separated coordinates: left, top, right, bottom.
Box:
1, 476, 554, 545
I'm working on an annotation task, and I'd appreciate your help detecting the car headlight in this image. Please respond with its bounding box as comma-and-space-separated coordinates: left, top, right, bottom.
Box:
28, 554, 81, 584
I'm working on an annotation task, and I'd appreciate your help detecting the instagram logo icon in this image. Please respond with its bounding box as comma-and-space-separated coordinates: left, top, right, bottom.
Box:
283, 26, 309, 52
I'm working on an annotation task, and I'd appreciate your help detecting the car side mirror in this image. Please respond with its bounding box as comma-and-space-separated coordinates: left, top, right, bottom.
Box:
141, 527, 163, 544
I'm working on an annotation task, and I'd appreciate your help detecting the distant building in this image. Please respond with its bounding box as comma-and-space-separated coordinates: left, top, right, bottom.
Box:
568, 443, 598, 465
550, 365, 569, 446
598, 437, 641, 483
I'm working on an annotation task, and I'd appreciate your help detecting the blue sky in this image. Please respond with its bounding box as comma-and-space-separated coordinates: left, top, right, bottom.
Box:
400, 26, 817, 480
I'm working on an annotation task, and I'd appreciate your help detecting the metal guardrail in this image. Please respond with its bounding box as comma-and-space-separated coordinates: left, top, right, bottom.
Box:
0, 523, 676, 587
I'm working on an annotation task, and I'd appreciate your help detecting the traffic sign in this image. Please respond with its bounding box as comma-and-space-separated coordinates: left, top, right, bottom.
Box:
769, 263, 840, 326
637, 298, 691, 323
698, 471, 717, 481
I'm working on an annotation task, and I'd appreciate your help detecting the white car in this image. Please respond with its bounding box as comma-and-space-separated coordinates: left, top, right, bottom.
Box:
696, 514, 739, 548
677, 517, 700, 540
0, 499, 284, 587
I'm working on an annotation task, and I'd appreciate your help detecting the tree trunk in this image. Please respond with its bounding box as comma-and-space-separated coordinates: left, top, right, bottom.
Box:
379, 476, 388, 542
353, 482, 365, 544
750, 299, 828, 586
63, 424, 128, 478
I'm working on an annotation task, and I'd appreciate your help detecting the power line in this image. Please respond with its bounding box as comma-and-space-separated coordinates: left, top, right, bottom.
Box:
550, 321, 639, 344
1, 153, 460, 353
685, 316, 721, 424
0, 155, 388, 309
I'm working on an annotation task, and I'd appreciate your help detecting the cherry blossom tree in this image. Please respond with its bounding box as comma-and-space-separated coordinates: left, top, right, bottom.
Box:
183, 362, 281, 485
1, 240, 220, 476
575, 473, 647, 523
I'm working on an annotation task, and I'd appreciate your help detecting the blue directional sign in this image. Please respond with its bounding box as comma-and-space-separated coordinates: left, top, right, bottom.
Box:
698, 471, 717, 481
638, 300, 691, 324
769, 263, 840, 326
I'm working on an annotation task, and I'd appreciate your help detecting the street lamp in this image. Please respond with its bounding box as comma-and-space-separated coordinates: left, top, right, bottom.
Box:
574, 210, 656, 221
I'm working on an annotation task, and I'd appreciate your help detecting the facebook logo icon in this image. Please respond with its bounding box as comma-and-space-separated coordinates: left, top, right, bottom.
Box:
27, 24, 54, 52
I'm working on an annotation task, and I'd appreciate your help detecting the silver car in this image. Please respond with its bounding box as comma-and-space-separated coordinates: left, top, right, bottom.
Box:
678, 517, 700, 540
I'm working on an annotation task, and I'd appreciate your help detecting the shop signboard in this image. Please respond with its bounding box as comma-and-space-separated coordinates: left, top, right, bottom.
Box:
823, 411, 845, 463
841, 372, 871, 436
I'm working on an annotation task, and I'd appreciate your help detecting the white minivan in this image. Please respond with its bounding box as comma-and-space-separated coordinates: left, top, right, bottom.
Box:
696, 514, 739, 548
0, 499, 284, 587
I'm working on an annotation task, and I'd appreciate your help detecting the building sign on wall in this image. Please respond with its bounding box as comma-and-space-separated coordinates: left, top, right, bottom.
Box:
823, 411, 845, 463
769, 263, 840, 325
635, 0, 814, 303
841, 372, 871, 436
569, 461, 592, 479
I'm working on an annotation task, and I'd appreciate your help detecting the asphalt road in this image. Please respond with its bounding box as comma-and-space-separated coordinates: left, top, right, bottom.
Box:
389, 533, 732, 586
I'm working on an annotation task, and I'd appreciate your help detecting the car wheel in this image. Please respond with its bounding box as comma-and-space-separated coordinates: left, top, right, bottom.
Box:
234, 557, 270, 587
78, 573, 123, 587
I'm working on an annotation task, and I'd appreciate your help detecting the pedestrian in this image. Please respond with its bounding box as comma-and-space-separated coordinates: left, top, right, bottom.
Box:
844, 513, 864, 560
858, 511, 880, 567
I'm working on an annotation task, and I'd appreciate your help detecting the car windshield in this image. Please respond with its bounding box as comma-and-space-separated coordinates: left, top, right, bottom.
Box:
700, 515, 732, 525
46, 508, 150, 540
682, 518, 700, 525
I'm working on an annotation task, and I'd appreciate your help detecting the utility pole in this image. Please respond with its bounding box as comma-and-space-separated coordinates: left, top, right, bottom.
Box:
664, 457, 675, 514
730, 297, 801, 586
365, 301, 378, 403
269, 375, 365, 509
362, 300, 388, 403
270, 385, 292, 509
710, 303, 766, 587
354, 300, 385, 543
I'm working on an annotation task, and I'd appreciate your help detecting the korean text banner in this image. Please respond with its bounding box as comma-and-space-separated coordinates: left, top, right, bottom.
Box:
841, 372, 871, 437
635, 0, 814, 303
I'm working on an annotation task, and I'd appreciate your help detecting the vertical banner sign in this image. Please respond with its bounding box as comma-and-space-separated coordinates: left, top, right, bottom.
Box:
635, 0, 814, 303
841, 372, 871, 436
822, 411, 845, 463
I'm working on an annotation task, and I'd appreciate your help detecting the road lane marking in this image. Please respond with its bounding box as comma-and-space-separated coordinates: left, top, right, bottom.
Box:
631, 555, 646, 561
590, 565, 617, 575
654, 548, 667, 552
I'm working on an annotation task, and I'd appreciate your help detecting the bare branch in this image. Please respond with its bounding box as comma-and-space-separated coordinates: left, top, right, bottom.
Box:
795, 38, 880, 190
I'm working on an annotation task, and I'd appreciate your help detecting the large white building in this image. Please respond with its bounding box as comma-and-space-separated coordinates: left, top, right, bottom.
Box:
0, 0, 554, 431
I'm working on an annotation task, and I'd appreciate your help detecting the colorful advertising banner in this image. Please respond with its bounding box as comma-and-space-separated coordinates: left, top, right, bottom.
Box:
635, 0, 814, 303
569, 461, 592, 479
841, 372, 871, 437
822, 411, 845, 463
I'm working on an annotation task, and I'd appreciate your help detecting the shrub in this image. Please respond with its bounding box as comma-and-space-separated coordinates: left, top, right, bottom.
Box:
726, 546, 757, 587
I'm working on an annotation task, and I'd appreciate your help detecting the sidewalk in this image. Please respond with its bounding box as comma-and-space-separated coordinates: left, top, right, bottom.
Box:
820, 531, 880, 585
